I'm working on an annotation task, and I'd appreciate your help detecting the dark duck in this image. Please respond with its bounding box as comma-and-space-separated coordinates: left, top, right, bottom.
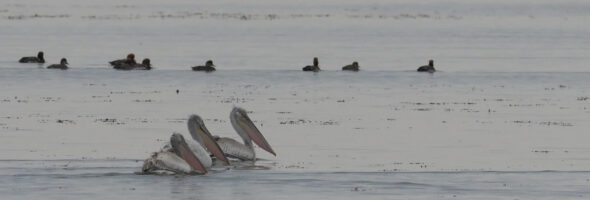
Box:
302, 57, 320, 72
115, 58, 152, 70
417, 59, 435, 72
110, 53, 136, 68
192, 60, 216, 72
342, 61, 359, 71
19, 51, 45, 63
47, 58, 68, 70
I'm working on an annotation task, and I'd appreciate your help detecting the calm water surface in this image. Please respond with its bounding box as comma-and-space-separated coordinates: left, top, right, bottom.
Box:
2, 0, 590, 199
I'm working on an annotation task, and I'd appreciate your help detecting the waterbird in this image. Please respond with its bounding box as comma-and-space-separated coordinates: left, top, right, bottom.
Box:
109, 53, 136, 68
141, 117, 229, 175
417, 59, 435, 72
47, 58, 68, 70
114, 58, 151, 70
212, 107, 276, 161
302, 57, 320, 72
342, 61, 359, 71
19, 51, 45, 63
192, 60, 216, 72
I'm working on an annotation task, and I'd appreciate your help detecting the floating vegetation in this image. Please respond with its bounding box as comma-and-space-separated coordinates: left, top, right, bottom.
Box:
6, 14, 70, 20
401, 101, 476, 105
56, 119, 75, 124
133, 99, 154, 103
95, 118, 124, 125
513, 120, 573, 127
279, 119, 338, 126
220, 97, 251, 103
3, 11, 464, 21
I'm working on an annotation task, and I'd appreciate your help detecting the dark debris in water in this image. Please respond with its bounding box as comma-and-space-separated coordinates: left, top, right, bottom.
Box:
133, 99, 155, 103
41, 97, 61, 102
512, 120, 573, 127
6, 13, 70, 20
81, 14, 140, 20
351, 187, 368, 192
114, 5, 136, 8
205, 118, 227, 123
507, 104, 544, 107
3, 11, 464, 21
95, 118, 124, 125
279, 119, 338, 126
56, 119, 75, 124
166, 118, 184, 123
401, 101, 477, 106
220, 97, 252, 104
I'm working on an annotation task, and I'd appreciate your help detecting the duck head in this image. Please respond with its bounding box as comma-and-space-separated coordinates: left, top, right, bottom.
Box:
205, 60, 214, 67
37, 51, 44, 59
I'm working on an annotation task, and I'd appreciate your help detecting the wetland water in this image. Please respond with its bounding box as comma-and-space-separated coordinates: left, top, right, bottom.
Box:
2, 0, 590, 199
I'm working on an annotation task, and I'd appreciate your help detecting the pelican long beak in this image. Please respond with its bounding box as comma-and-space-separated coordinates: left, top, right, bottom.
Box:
170, 133, 207, 174
235, 110, 276, 156
188, 115, 230, 165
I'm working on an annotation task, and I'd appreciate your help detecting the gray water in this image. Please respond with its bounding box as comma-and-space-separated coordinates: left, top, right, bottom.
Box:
2, 160, 590, 200
2, 0, 590, 199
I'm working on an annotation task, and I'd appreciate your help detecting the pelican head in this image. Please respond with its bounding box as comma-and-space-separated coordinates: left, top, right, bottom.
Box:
187, 115, 230, 165
170, 133, 207, 174
230, 107, 276, 156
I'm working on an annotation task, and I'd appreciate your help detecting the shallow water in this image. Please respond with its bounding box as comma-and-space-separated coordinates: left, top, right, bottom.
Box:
2, 0, 590, 199
2, 159, 590, 200
1, 69, 590, 199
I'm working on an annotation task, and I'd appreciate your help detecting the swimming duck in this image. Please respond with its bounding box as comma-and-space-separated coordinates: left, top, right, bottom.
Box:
417, 60, 435, 72
114, 58, 152, 70
302, 57, 320, 72
192, 60, 215, 72
47, 58, 68, 70
19, 51, 45, 63
109, 53, 136, 68
342, 61, 359, 71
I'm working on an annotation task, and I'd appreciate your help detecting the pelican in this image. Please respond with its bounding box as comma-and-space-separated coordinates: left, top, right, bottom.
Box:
142, 133, 208, 174
142, 116, 229, 175
214, 107, 276, 161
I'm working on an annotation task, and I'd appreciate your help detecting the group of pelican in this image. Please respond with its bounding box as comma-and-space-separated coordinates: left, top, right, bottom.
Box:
141, 107, 276, 175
